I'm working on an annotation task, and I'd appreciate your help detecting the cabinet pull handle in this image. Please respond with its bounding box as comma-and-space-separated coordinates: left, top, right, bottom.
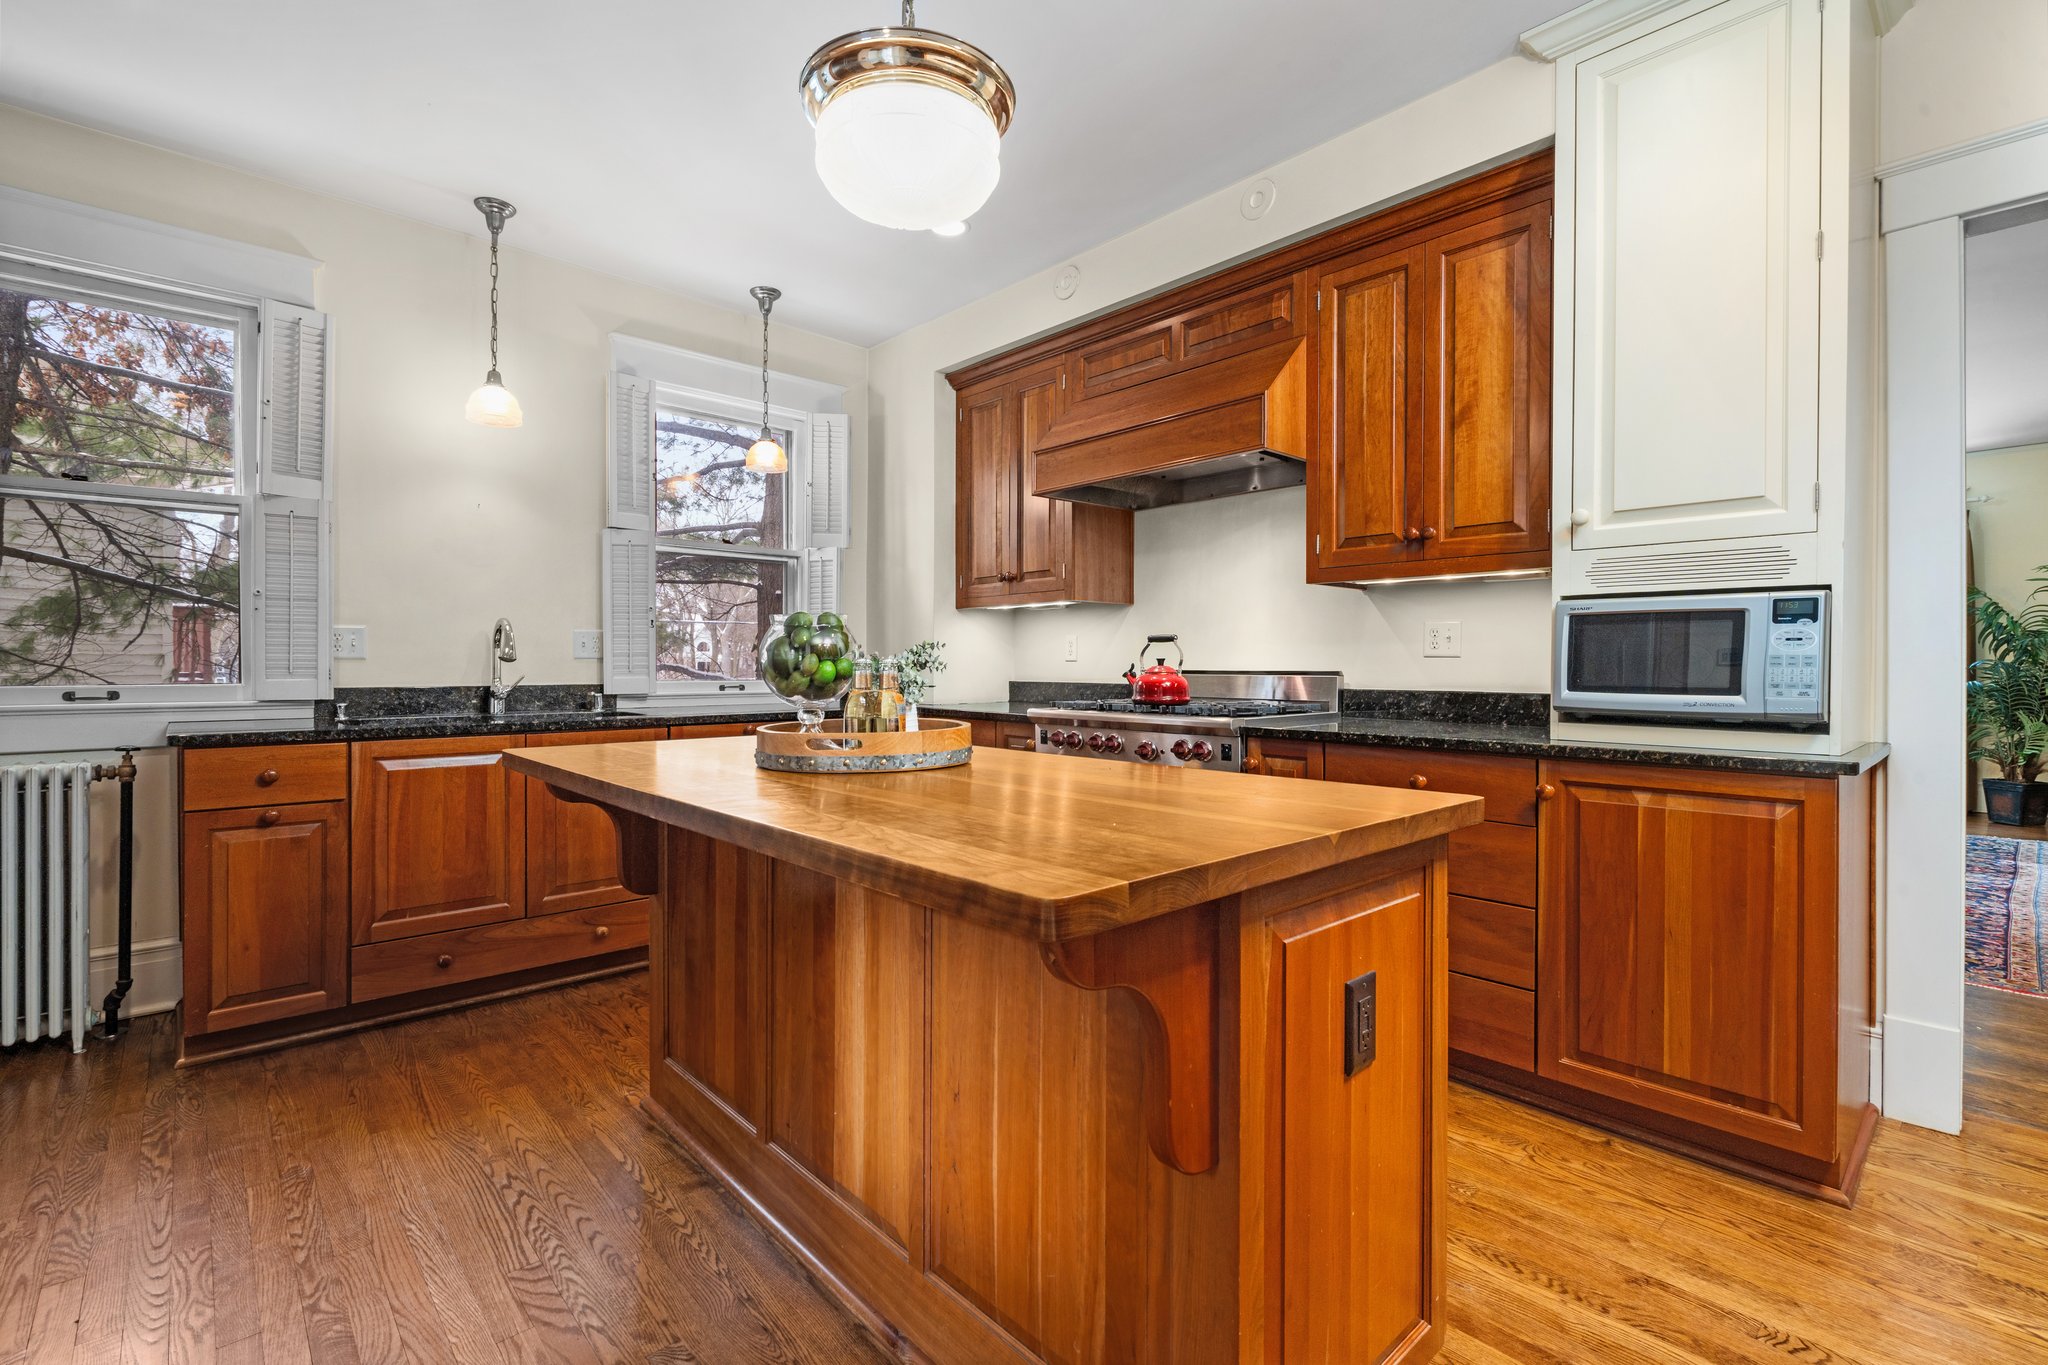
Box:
1419, 526, 1437, 541
1408, 774, 1428, 789
1537, 782, 1556, 800
1570, 508, 1591, 527
1246, 756, 1263, 774
594, 925, 611, 940
436, 954, 454, 969
1403, 526, 1422, 543
257, 809, 281, 826
256, 768, 280, 786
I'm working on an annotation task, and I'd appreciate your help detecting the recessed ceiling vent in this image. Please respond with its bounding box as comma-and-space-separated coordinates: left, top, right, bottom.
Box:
1585, 544, 1798, 590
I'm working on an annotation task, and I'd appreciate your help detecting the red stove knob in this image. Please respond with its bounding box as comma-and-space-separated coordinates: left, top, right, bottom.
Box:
1134, 741, 1159, 761
1101, 734, 1123, 753
1087, 733, 1107, 751
1042, 730, 1062, 748
1170, 739, 1192, 760
1190, 740, 1213, 762
1063, 731, 1085, 749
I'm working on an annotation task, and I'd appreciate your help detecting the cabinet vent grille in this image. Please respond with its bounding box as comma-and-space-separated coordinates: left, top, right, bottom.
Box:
1585, 544, 1798, 589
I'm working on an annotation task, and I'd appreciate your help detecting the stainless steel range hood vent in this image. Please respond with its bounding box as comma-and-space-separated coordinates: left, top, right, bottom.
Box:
1030, 335, 1308, 510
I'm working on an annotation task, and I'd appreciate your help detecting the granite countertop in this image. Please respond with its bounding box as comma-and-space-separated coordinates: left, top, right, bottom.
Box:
164, 707, 791, 749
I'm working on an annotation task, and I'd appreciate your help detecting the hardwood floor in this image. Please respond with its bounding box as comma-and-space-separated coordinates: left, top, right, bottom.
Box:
1965, 811, 2048, 842
4, 975, 2047, 1363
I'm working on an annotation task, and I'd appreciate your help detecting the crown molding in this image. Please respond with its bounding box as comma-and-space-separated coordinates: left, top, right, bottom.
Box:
1518, 0, 1693, 61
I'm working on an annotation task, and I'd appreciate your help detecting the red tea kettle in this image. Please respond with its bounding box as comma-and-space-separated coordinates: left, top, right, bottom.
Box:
1124, 634, 1190, 705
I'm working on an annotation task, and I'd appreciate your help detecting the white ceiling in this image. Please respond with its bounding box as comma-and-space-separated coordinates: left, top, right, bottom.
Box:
0, 1, 1573, 346
1967, 205, 2048, 452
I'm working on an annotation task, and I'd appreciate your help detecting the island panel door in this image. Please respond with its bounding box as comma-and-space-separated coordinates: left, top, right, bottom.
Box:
662, 829, 771, 1128
522, 727, 666, 918
350, 735, 526, 944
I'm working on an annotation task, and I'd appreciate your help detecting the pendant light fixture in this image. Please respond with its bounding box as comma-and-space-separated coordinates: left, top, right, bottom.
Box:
464, 196, 523, 428
745, 286, 787, 474
799, 1, 1016, 232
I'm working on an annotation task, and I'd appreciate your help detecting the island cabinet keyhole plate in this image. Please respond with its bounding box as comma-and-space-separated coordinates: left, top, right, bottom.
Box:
1344, 970, 1376, 1077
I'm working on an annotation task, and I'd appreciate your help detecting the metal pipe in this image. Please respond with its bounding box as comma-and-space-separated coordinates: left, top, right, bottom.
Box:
93, 750, 136, 1039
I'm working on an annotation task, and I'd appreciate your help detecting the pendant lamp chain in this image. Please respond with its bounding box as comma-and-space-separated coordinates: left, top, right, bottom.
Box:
901, 0, 914, 24
487, 221, 502, 378
753, 285, 780, 439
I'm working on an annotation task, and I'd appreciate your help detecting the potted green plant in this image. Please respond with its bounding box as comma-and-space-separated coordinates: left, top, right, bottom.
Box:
1969, 572, 2048, 825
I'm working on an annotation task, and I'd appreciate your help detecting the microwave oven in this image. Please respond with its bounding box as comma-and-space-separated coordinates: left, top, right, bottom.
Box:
1553, 590, 1829, 729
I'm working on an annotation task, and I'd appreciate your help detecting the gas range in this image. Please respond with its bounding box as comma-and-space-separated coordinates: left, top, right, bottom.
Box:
1027, 672, 1341, 771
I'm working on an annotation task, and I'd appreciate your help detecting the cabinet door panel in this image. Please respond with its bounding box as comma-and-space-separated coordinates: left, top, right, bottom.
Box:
1568, 0, 1821, 549
1248, 738, 1324, 780
182, 802, 348, 1035
351, 736, 525, 945
956, 383, 1014, 603
1537, 761, 1839, 1158
1313, 247, 1423, 570
524, 728, 666, 917
1011, 366, 1073, 594
1421, 204, 1551, 563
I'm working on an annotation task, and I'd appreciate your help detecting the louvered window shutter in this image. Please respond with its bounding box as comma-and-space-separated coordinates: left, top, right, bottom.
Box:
250, 495, 328, 700
259, 301, 333, 499
803, 547, 842, 617
607, 373, 655, 531
806, 413, 850, 549
603, 529, 656, 694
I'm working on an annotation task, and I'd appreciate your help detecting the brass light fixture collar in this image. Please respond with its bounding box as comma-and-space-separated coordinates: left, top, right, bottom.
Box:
800, 24, 1016, 135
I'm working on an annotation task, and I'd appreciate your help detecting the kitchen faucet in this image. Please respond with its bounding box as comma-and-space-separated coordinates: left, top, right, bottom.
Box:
488, 618, 522, 718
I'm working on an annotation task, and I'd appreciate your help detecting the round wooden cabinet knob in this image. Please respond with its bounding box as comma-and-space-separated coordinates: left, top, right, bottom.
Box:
593, 925, 611, 940
1419, 526, 1438, 541
257, 809, 281, 827
1537, 782, 1557, 800
436, 954, 454, 969
256, 768, 280, 786
1404, 526, 1422, 543
1408, 774, 1428, 789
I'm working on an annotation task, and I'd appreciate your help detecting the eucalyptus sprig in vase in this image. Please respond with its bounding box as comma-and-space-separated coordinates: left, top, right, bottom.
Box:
894, 640, 947, 732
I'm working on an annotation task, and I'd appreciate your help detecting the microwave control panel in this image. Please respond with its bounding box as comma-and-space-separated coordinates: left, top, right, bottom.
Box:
1763, 595, 1826, 715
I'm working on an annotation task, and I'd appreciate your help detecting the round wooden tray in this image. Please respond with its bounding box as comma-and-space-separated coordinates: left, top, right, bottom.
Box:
754, 718, 973, 774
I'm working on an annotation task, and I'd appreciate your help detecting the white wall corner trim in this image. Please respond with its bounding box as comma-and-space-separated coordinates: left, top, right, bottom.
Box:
1865, 0, 1916, 36
88, 937, 183, 1023
1878, 1013, 1963, 1132
1879, 118, 2048, 231
1518, 0, 1694, 60
0, 183, 318, 306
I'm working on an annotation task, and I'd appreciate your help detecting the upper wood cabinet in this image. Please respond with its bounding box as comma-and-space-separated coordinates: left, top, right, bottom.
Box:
350, 735, 526, 945
1309, 190, 1552, 583
953, 358, 1133, 609
1557, 0, 1822, 557
1068, 275, 1305, 405
523, 727, 666, 918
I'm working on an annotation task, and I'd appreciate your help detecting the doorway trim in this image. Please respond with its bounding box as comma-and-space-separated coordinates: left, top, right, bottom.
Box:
1880, 118, 2048, 1133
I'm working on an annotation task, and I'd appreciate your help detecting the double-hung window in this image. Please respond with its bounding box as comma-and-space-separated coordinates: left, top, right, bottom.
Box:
0, 198, 332, 730
601, 344, 849, 701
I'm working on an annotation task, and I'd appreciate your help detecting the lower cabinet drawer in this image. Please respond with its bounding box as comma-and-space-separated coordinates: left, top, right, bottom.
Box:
1448, 822, 1536, 907
350, 901, 648, 1004
1449, 895, 1535, 990
1449, 972, 1535, 1072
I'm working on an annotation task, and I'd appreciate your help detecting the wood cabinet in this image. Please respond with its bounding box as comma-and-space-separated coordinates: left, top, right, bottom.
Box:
1536, 760, 1870, 1179
1068, 275, 1306, 404
180, 801, 349, 1036
954, 358, 1133, 609
350, 735, 526, 944
967, 718, 1037, 750
524, 728, 666, 918
1247, 737, 1324, 780
1555, 0, 1823, 558
1309, 193, 1552, 583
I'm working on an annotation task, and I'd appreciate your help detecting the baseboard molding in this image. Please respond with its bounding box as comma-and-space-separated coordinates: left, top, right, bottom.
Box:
1865, 1024, 1885, 1112
89, 936, 181, 1020
1880, 1012, 1963, 1133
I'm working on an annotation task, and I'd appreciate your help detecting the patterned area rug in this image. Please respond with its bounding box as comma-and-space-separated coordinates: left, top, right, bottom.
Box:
1966, 834, 2048, 997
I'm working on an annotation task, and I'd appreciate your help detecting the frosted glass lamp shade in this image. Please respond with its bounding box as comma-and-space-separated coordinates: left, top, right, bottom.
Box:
814, 79, 1001, 231
465, 379, 524, 428
746, 436, 788, 473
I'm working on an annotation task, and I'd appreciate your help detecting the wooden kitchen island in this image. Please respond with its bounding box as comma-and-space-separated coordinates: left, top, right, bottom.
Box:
504, 737, 1482, 1365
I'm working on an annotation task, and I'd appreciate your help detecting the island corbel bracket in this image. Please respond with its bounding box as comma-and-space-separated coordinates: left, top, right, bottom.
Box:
543, 786, 662, 896
1043, 902, 1220, 1175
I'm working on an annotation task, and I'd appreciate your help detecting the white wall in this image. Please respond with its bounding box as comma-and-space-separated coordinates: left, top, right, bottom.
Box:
867, 57, 1557, 701
1881, 0, 2048, 166
0, 103, 871, 692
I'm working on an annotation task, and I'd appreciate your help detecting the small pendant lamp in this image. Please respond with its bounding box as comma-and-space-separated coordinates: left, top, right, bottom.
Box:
464, 196, 523, 428
745, 286, 788, 473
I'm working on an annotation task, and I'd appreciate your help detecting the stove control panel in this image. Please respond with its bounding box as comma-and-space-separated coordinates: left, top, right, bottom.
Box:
1034, 727, 1241, 771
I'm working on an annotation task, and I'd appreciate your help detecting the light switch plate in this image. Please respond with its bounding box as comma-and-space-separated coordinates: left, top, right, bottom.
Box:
571, 630, 602, 661
332, 625, 367, 660
1424, 621, 1461, 658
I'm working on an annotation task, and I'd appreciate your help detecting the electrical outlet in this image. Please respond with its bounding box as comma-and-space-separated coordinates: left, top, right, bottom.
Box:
571, 629, 602, 661
1424, 621, 1461, 658
1064, 634, 1079, 663
331, 625, 367, 660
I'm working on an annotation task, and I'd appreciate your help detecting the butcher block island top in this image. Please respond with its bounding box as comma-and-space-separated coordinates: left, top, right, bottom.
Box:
501, 735, 1482, 940
503, 735, 1482, 1365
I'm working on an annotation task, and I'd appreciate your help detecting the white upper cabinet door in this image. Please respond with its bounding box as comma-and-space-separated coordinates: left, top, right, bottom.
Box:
1568, 0, 1822, 550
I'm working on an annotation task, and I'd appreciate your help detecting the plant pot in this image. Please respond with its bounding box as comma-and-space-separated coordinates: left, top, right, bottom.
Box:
1981, 777, 2048, 826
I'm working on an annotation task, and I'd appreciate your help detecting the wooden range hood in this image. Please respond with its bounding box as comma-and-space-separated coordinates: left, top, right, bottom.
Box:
1031, 334, 1308, 510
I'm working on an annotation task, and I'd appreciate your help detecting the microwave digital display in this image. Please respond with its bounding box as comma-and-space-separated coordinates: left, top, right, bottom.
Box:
1564, 609, 1747, 696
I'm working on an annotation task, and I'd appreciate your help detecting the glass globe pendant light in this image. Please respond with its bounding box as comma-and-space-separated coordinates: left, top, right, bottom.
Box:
464, 196, 524, 428
745, 286, 788, 474
799, 1, 1016, 232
